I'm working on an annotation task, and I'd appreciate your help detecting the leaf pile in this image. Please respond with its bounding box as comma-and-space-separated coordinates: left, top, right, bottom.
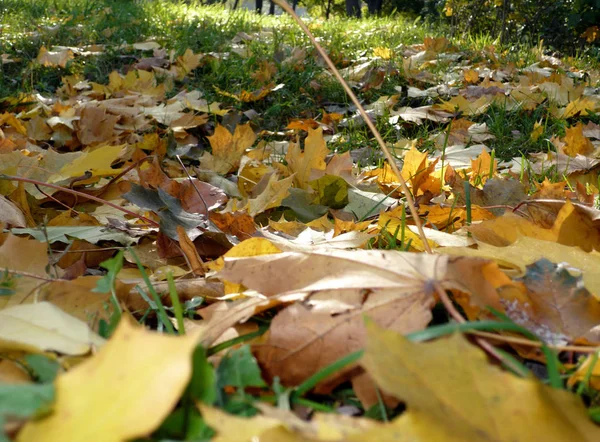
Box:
2, 3, 600, 441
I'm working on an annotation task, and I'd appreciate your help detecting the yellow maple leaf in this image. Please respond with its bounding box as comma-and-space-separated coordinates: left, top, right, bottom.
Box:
207, 237, 282, 294
435, 95, 492, 115
362, 321, 600, 441
468, 200, 600, 252
201, 123, 256, 174
400, 146, 440, 195
48, 144, 127, 183
563, 122, 594, 157
581, 26, 600, 43
378, 207, 437, 251
423, 36, 450, 53
18, 316, 203, 442
0, 112, 27, 136
463, 69, 479, 84
246, 174, 294, 216
373, 47, 393, 59
530, 120, 544, 141
469, 149, 497, 186
285, 127, 328, 189
175, 48, 202, 77
559, 96, 598, 119
214, 83, 276, 103
251, 60, 277, 84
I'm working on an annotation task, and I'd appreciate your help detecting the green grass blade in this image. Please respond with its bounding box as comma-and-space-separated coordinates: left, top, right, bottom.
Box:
167, 272, 186, 335
127, 247, 175, 334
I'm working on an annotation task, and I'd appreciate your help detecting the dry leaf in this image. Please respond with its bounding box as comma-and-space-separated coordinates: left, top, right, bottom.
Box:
18, 316, 203, 442
0, 302, 105, 355
362, 321, 600, 441
201, 124, 256, 174
285, 127, 328, 189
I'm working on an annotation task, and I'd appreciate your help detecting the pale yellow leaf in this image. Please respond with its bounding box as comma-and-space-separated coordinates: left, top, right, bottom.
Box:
0, 302, 105, 355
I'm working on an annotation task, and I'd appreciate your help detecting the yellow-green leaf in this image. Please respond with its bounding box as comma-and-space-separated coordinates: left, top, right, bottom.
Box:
18, 316, 203, 442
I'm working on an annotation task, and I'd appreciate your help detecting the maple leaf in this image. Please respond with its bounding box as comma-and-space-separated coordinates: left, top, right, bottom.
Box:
76, 105, 120, 145
434, 95, 493, 115
36, 46, 74, 68
201, 123, 256, 174
498, 259, 600, 345
284, 127, 328, 189
562, 122, 594, 157
48, 144, 127, 183
463, 69, 479, 84
245, 173, 294, 216
214, 83, 278, 103
0, 233, 49, 308
362, 321, 600, 441
468, 200, 600, 252
218, 249, 504, 391
400, 146, 440, 195
372, 47, 393, 59
469, 149, 497, 186
250, 60, 277, 84
18, 317, 203, 442
530, 119, 544, 141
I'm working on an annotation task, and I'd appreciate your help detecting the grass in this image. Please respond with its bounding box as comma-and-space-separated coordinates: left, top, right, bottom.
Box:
2, 0, 598, 168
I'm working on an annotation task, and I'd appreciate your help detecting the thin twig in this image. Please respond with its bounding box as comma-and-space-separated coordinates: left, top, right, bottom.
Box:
272, 0, 431, 254
467, 330, 600, 354
175, 154, 209, 217
34, 184, 82, 214
0, 174, 160, 228
433, 282, 527, 374
3, 269, 57, 282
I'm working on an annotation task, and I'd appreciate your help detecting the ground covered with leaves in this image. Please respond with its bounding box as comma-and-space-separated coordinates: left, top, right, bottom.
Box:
2, 0, 600, 441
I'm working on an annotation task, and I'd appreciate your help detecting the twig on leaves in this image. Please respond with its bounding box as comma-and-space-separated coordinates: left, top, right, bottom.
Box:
0, 174, 160, 228
2, 269, 57, 282
273, 0, 432, 254
433, 282, 528, 376
468, 330, 600, 355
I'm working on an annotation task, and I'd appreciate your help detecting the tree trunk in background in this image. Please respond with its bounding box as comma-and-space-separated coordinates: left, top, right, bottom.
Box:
256, 0, 263, 13
292, 0, 298, 10
346, 0, 361, 18
269, 0, 275, 14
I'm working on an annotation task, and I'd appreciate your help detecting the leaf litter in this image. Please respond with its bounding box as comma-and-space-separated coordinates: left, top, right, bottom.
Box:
1, 0, 600, 440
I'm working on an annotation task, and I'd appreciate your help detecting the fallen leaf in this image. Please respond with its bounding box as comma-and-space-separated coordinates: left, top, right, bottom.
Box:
245, 174, 294, 216
219, 250, 504, 390
18, 316, 202, 442
36, 46, 74, 68
0, 233, 49, 308
467, 200, 600, 252
498, 259, 600, 344
285, 127, 328, 189
48, 144, 126, 183
201, 124, 256, 174
0, 302, 105, 355
361, 321, 600, 441
442, 236, 600, 300
562, 123, 594, 157
0, 195, 26, 227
